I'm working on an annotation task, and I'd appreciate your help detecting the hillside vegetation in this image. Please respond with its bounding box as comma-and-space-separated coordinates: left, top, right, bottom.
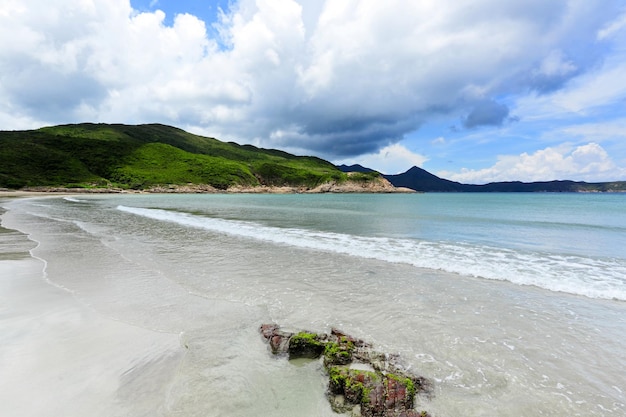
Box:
0, 123, 347, 190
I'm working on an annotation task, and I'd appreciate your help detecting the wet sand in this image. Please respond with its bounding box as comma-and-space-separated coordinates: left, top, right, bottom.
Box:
0, 214, 184, 417
0, 191, 77, 200
3, 193, 625, 416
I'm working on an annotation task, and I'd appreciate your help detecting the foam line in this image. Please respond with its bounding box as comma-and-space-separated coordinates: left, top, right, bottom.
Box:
117, 205, 626, 301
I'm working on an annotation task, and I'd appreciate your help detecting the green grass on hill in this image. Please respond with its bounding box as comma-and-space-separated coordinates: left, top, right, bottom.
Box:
110, 143, 258, 190
0, 123, 347, 190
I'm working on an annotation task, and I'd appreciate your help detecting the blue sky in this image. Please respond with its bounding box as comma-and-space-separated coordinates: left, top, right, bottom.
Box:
2, 0, 626, 183
131, 0, 228, 28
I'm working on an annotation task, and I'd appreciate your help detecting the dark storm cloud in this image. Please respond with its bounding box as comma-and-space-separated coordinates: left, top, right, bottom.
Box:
463, 100, 510, 129
300, 119, 408, 157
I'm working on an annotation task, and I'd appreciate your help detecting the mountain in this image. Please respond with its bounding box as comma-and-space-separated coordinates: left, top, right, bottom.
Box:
475, 180, 626, 192
3, 123, 624, 193
0, 123, 345, 190
383, 166, 468, 192
337, 164, 377, 173
380, 166, 626, 192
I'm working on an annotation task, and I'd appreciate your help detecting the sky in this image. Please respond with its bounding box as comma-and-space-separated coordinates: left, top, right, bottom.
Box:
2, 0, 626, 183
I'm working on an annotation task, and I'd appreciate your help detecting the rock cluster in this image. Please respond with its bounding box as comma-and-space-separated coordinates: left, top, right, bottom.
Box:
19, 180, 414, 194
260, 324, 432, 417
306, 177, 415, 193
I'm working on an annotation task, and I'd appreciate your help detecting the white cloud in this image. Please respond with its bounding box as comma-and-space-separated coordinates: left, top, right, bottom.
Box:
597, 11, 626, 40
1, 0, 625, 174
515, 49, 626, 120
536, 50, 576, 77
439, 143, 626, 184
335, 143, 428, 175
552, 61, 626, 114
431, 137, 446, 145
558, 119, 626, 143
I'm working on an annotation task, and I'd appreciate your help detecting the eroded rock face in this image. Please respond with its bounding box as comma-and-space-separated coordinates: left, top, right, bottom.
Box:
259, 324, 432, 417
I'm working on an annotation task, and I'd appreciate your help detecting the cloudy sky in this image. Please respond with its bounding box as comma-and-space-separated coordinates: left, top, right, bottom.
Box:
2, 0, 626, 183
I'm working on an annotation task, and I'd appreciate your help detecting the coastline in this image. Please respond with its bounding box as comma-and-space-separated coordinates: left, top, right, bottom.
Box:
2, 193, 625, 416
0, 208, 184, 417
0, 178, 416, 196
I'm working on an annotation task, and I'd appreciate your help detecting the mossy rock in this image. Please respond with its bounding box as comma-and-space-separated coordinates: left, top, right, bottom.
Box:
259, 324, 433, 417
328, 367, 379, 409
323, 337, 355, 366
288, 332, 325, 359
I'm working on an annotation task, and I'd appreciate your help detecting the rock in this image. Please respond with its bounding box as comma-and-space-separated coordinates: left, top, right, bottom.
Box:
328, 366, 418, 417
306, 177, 415, 193
259, 324, 432, 417
259, 323, 292, 355
329, 394, 350, 414
259, 323, 280, 340
323, 332, 357, 366
288, 331, 326, 359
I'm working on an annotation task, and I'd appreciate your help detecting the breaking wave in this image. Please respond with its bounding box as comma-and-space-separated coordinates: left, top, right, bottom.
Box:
117, 205, 626, 301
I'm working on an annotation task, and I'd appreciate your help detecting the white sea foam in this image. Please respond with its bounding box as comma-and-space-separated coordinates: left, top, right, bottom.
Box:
117, 205, 626, 301
63, 197, 87, 203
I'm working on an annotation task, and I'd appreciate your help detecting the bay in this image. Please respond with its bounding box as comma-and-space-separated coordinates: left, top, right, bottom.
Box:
1, 193, 625, 416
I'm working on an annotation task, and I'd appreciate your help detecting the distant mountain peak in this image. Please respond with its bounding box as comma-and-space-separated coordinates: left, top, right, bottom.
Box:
384, 166, 464, 192
336, 164, 377, 173
382, 165, 626, 192
404, 166, 442, 179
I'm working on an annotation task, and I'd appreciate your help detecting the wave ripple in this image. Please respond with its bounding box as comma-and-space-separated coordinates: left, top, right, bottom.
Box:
117, 205, 626, 301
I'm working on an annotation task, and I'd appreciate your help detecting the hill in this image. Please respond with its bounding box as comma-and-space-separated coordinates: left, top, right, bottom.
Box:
4, 124, 623, 193
336, 164, 377, 173
383, 166, 467, 192
382, 166, 626, 192
0, 123, 348, 191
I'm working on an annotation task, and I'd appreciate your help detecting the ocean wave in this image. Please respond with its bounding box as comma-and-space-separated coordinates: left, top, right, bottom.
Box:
63, 197, 88, 203
117, 205, 626, 301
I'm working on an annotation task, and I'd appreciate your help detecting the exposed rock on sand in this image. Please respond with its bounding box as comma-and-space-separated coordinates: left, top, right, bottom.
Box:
260, 324, 432, 417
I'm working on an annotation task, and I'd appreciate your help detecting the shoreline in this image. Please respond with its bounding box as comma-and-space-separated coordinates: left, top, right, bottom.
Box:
0, 183, 417, 196
0, 210, 184, 417
2, 193, 625, 416
0, 174, 415, 195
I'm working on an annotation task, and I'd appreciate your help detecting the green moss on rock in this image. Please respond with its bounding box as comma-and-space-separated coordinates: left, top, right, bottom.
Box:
288, 332, 325, 359
259, 324, 433, 417
323, 337, 355, 366
387, 372, 417, 399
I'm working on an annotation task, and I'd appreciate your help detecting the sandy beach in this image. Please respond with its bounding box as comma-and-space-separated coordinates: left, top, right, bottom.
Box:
0, 191, 93, 200
0, 206, 184, 417
2, 193, 625, 417
0, 191, 65, 197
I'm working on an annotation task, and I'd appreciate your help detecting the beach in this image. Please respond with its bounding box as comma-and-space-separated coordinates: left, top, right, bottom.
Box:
0, 204, 183, 417
0, 195, 338, 416
1, 193, 625, 416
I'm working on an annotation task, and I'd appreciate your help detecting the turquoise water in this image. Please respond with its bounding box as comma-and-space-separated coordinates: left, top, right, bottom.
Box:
109, 192, 626, 300
153, 192, 624, 258
2, 193, 625, 417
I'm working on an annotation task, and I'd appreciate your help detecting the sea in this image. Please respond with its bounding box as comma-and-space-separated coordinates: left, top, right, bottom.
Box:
1, 192, 625, 417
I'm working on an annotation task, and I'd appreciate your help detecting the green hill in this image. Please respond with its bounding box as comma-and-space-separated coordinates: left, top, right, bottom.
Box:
0, 123, 345, 190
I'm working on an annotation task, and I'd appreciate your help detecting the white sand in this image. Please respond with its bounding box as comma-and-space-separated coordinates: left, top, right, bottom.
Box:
0, 256, 184, 417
